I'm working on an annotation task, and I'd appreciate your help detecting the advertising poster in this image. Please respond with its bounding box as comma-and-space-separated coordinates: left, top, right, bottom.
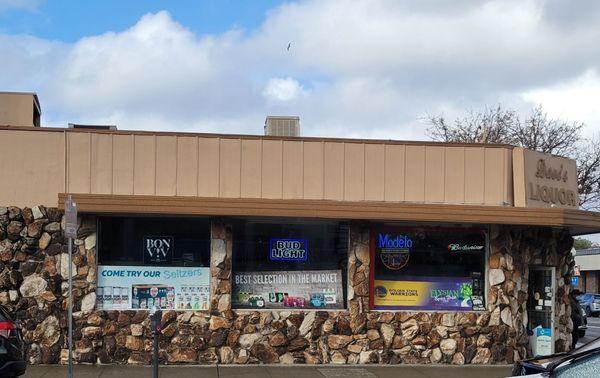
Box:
373, 276, 476, 311
371, 227, 487, 311
232, 270, 344, 310
532, 327, 553, 356
97, 265, 210, 311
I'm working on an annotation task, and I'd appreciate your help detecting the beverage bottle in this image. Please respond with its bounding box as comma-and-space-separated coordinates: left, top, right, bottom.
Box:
122, 287, 130, 309
97, 287, 104, 310
105, 287, 113, 308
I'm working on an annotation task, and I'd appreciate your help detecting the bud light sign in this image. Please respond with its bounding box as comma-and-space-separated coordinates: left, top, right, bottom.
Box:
269, 238, 308, 262
143, 236, 174, 264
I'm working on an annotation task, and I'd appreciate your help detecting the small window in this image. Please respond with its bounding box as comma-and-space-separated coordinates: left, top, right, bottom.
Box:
370, 225, 487, 312
96, 216, 211, 312
231, 218, 348, 310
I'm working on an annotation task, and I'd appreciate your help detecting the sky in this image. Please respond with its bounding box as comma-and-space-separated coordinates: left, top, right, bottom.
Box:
2, 0, 600, 141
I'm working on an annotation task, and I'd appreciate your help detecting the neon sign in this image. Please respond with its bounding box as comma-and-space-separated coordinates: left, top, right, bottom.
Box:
269, 238, 308, 262
377, 234, 413, 249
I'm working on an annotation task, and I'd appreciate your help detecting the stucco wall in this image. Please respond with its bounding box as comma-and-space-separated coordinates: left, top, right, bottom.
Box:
0, 205, 576, 365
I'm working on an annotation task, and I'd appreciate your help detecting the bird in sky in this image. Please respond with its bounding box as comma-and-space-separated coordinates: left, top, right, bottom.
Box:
287, 42, 292, 51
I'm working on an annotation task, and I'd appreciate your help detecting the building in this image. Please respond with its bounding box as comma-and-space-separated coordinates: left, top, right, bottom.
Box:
574, 248, 600, 294
1, 92, 599, 365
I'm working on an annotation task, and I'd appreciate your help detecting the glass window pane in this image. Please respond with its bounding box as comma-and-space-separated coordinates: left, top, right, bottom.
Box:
371, 226, 487, 312
231, 218, 348, 310
96, 216, 212, 312
98, 216, 211, 267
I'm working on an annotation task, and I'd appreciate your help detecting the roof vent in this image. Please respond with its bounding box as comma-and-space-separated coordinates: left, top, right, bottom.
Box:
68, 123, 117, 131
264, 116, 299, 137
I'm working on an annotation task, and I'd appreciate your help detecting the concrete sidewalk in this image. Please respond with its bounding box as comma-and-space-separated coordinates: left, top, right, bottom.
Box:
23, 364, 513, 378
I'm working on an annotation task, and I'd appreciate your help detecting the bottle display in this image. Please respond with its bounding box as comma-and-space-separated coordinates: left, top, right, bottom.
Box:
96, 266, 211, 311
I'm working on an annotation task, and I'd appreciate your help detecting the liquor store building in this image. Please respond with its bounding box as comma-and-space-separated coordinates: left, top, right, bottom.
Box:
1, 103, 599, 365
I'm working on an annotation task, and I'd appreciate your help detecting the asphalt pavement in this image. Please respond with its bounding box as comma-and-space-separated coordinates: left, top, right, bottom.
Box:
23, 364, 513, 378
578, 315, 600, 346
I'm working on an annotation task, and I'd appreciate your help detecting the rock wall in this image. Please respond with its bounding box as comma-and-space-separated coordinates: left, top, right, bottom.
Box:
0, 206, 574, 365
0, 206, 96, 363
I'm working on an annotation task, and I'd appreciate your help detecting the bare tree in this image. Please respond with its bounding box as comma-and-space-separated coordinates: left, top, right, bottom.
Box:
512, 106, 583, 156
427, 106, 518, 144
426, 105, 600, 210
575, 137, 600, 209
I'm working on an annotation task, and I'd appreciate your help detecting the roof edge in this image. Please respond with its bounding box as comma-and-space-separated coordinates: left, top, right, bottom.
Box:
0, 125, 517, 149
58, 193, 600, 235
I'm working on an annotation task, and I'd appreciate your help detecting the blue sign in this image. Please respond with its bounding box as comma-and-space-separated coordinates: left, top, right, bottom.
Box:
572, 276, 580, 286
269, 238, 308, 262
536, 328, 552, 337
377, 233, 413, 249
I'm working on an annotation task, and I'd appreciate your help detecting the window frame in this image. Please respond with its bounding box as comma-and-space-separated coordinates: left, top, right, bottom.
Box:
230, 217, 349, 311
96, 215, 212, 268
368, 223, 490, 312
94, 215, 213, 312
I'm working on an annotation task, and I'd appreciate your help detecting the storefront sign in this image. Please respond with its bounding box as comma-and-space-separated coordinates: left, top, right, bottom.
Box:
377, 233, 412, 270
143, 236, 174, 264
232, 270, 343, 309
447, 243, 484, 252
97, 265, 210, 311
373, 276, 481, 311
269, 238, 308, 262
513, 147, 579, 209
528, 157, 578, 207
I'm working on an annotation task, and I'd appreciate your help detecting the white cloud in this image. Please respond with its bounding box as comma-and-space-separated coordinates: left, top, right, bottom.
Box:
522, 69, 600, 135
262, 77, 305, 102
1, 1, 600, 138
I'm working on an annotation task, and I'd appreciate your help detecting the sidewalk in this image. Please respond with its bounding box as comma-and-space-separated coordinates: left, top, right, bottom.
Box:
23, 364, 513, 378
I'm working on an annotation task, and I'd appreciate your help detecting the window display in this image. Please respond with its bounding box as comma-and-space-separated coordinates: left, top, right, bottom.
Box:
370, 226, 487, 311
231, 218, 348, 310
96, 216, 211, 311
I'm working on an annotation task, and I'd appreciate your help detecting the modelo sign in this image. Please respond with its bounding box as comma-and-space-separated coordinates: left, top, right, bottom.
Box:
377, 234, 413, 248
143, 236, 173, 264
269, 238, 308, 262
376, 233, 413, 271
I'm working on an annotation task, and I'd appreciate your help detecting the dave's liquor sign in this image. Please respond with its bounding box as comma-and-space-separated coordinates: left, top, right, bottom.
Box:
514, 148, 579, 209
528, 159, 578, 207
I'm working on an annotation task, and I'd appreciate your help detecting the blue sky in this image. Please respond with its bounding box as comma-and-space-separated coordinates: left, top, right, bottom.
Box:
0, 0, 283, 41
1, 0, 600, 141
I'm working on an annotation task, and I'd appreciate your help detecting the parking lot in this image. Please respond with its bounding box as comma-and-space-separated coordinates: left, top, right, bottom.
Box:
579, 315, 600, 346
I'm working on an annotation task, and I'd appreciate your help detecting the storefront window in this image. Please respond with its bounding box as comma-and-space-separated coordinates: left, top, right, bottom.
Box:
231, 218, 348, 310
96, 216, 211, 311
370, 226, 487, 312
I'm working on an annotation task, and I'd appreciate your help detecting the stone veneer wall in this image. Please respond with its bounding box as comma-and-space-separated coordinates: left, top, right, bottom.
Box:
0, 206, 574, 365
